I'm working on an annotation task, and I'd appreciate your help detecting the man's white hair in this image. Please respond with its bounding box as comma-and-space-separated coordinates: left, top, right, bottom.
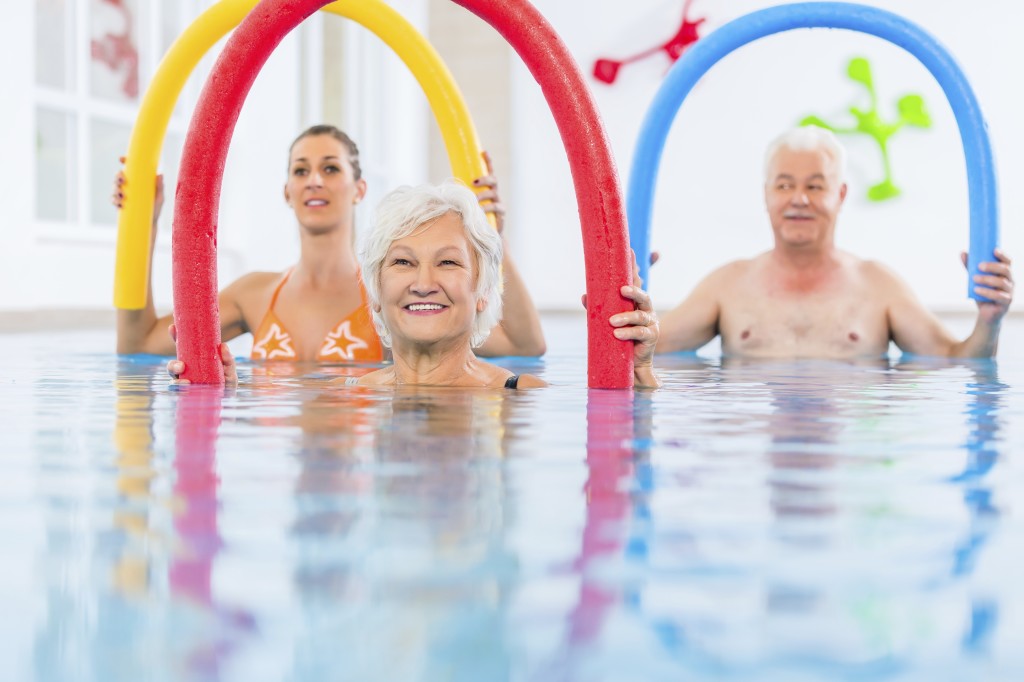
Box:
360, 180, 503, 349
764, 125, 848, 183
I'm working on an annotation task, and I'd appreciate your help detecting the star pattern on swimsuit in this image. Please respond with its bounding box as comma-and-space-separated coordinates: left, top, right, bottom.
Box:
320, 320, 370, 361
253, 322, 296, 360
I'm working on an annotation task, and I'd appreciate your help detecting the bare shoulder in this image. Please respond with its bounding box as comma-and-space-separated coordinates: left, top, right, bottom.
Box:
708, 257, 755, 280
222, 270, 283, 296
512, 373, 547, 388
855, 257, 910, 289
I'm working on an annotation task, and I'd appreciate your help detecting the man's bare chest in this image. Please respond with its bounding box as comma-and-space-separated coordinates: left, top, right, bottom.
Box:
719, 290, 890, 358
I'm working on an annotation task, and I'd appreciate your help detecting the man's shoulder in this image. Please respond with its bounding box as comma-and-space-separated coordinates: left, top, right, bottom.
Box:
846, 253, 899, 281
705, 257, 757, 280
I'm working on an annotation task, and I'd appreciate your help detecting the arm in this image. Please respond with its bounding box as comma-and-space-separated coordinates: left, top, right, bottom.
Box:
472, 152, 547, 357
655, 268, 723, 354
885, 250, 1013, 358
115, 170, 176, 355
114, 168, 252, 353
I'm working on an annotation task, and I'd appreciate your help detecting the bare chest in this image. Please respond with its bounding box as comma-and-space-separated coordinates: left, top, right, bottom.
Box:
243, 282, 364, 360
719, 283, 890, 359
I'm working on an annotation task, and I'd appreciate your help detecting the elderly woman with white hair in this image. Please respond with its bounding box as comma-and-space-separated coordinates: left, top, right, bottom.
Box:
354, 180, 660, 389
170, 180, 661, 388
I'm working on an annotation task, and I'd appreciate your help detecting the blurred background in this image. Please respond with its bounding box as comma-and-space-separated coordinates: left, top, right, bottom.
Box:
3, 0, 1021, 331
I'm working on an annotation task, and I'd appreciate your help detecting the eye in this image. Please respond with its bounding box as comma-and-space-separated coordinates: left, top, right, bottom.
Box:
324, 164, 341, 175
292, 167, 308, 177
391, 258, 413, 266
808, 184, 824, 191
439, 259, 461, 267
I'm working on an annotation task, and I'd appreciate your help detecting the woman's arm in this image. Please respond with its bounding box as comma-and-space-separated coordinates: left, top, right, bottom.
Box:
472, 152, 547, 358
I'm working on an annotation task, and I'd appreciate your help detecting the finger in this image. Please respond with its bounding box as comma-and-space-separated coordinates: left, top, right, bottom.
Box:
474, 188, 499, 202
973, 274, 1013, 291
994, 248, 1012, 266
977, 263, 1013, 281
650, 251, 661, 266
613, 324, 657, 342
979, 259, 1012, 273
610, 309, 654, 329
960, 251, 968, 269
168, 324, 177, 342
220, 343, 239, 386
580, 293, 588, 310
481, 201, 506, 216
481, 150, 494, 176
167, 360, 185, 378
973, 286, 1012, 303
620, 284, 653, 311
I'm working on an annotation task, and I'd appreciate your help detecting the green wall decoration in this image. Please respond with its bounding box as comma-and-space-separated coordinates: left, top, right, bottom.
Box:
801, 56, 932, 201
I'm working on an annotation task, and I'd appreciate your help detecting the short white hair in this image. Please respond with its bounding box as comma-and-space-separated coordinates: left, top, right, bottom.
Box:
360, 180, 503, 349
764, 125, 847, 183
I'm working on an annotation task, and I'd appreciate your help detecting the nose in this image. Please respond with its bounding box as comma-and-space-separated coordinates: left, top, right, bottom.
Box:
410, 264, 439, 296
789, 189, 809, 206
306, 168, 324, 188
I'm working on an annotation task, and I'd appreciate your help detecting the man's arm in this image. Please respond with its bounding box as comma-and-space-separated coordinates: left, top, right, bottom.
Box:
883, 250, 1013, 358
655, 268, 724, 354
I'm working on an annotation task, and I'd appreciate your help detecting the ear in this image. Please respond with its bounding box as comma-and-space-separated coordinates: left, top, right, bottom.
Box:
839, 182, 848, 203
355, 178, 368, 204
476, 297, 487, 314
283, 184, 292, 206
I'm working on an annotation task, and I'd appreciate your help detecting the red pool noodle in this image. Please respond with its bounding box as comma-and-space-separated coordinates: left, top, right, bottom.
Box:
174, 0, 633, 387
172, 0, 331, 384
451, 0, 634, 389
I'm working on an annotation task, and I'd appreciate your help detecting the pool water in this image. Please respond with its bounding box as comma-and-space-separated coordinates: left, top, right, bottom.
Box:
2, 317, 1023, 681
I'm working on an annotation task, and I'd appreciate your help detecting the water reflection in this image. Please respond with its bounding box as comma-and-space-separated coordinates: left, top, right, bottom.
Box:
285, 384, 525, 681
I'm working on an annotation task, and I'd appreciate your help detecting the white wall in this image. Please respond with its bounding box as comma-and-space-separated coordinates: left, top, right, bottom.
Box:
0, 3, 35, 313
508, 0, 1023, 312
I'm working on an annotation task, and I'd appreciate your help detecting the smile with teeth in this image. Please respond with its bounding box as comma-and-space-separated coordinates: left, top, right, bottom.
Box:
305, 199, 328, 207
405, 303, 446, 312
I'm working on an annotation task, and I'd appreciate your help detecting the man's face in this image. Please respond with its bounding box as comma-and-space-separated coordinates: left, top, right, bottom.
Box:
764, 146, 847, 249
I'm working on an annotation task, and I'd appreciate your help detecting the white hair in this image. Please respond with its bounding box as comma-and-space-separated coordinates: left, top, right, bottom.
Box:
764, 125, 847, 183
360, 180, 503, 349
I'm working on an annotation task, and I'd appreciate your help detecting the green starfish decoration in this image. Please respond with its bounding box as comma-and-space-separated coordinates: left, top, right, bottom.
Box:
801, 56, 932, 201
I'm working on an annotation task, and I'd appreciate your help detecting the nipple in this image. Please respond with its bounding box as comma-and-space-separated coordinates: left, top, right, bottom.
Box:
741, 329, 751, 340
848, 332, 860, 342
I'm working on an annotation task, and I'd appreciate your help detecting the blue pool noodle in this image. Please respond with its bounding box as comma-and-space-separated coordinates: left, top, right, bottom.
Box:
627, 2, 998, 300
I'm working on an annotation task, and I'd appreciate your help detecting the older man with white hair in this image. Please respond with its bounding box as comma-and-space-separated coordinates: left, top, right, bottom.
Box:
656, 126, 1014, 359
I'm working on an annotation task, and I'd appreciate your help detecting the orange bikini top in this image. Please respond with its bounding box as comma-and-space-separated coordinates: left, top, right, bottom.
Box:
250, 270, 384, 363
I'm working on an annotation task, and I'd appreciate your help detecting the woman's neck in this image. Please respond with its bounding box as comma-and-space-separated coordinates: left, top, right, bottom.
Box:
294, 226, 359, 287
388, 341, 488, 387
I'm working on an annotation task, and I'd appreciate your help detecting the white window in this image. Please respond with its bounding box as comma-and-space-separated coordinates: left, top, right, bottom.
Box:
33, 0, 199, 238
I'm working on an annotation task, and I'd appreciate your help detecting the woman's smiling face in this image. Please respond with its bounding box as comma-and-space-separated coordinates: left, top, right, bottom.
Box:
283, 134, 365, 232
377, 211, 484, 350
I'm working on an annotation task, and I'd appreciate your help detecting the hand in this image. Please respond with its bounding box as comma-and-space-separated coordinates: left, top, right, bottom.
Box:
112, 156, 165, 228
472, 151, 505, 233
581, 251, 661, 388
962, 248, 1013, 324
167, 325, 238, 386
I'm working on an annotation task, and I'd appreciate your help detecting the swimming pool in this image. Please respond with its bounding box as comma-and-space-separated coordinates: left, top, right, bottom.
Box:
2, 315, 1023, 681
